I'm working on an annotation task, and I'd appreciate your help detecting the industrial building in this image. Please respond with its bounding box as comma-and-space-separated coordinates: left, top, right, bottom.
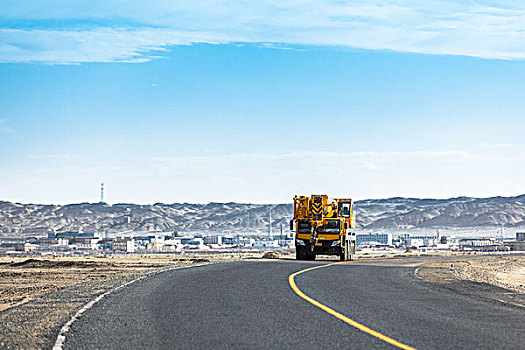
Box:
356, 233, 393, 246
508, 232, 525, 251
204, 236, 223, 245
112, 238, 135, 253
402, 233, 438, 247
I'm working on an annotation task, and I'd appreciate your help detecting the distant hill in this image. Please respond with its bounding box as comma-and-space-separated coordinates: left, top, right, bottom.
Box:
354, 195, 525, 230
1, 194, 525, 237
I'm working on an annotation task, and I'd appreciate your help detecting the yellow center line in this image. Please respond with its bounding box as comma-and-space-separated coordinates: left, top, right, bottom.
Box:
288, 262, 417, 350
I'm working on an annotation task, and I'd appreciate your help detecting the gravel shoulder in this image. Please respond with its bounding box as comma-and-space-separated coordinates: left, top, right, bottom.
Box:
0, 254, 240, 349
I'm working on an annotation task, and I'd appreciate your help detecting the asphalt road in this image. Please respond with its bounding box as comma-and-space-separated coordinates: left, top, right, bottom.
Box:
63, 259, 525, 349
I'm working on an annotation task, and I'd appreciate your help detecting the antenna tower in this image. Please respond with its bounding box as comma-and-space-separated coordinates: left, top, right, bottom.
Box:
268, 207, 272, 240
100, 182, 104, 204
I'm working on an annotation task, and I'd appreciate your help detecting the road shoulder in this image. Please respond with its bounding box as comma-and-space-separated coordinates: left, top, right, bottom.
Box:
415, 254, 525, 309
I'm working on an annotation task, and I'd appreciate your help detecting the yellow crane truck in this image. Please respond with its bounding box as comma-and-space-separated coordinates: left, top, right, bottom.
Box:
290, 195, 356, 261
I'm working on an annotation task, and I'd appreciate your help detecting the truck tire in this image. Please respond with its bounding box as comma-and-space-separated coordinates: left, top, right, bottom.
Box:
302, 244, 315, 260
296, 246, 303, 260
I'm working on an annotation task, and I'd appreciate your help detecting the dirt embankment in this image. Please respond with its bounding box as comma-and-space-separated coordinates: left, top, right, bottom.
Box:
417, 254, 525, 308
451, 255, 524, 293
419, 255, 525, 293
0, 255, 212, 312
0, 254, 237, 349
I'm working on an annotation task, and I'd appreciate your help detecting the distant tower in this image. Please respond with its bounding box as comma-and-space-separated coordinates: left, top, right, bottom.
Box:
100, 182, 104, 204
268, 207, 272, 240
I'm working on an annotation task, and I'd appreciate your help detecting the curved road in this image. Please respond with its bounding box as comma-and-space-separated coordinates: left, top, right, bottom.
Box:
63, 259, 525, 349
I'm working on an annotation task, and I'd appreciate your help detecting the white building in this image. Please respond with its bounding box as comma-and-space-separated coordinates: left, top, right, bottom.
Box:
356, 233, 393, 246
276, 239, 294, 248
403, 233, 438, 247
254, 240, 279, 248
239, 238, 255, 246
15, 243, 36, 252
75, 237, 99, 250
113, 238, 135, 253
204, 236, 223, 245
163, 239, 182, 251
222, 236, 240, 245
182, 238, 205, 249
460, 238, 496, 247
147, 235, 165, 243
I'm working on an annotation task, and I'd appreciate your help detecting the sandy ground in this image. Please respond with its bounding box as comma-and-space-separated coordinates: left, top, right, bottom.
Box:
0, 254, 245, 349
418, 254, 525, 293
452, 255, 525, 293
416, 253, 525, 310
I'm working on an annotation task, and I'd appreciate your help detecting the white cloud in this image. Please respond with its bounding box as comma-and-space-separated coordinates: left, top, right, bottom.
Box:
3, 147, 524, 203
0, 28, 232, 64
0, 1, 524, 63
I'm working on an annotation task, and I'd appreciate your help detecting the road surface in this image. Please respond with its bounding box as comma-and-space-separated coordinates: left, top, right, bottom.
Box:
63, 258, 525, 349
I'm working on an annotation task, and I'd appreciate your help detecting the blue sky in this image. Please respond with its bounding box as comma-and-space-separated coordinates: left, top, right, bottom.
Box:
1, 1, 524, 204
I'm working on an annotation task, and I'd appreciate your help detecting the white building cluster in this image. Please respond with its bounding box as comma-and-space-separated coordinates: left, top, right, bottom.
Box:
354, 231, 524, 252
0, 231, 294, 254
3, 229, 524, 255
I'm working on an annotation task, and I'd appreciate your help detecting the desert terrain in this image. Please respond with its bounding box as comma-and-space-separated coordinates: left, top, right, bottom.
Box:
0, 254, 240, 349
0, 252, 523, 349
